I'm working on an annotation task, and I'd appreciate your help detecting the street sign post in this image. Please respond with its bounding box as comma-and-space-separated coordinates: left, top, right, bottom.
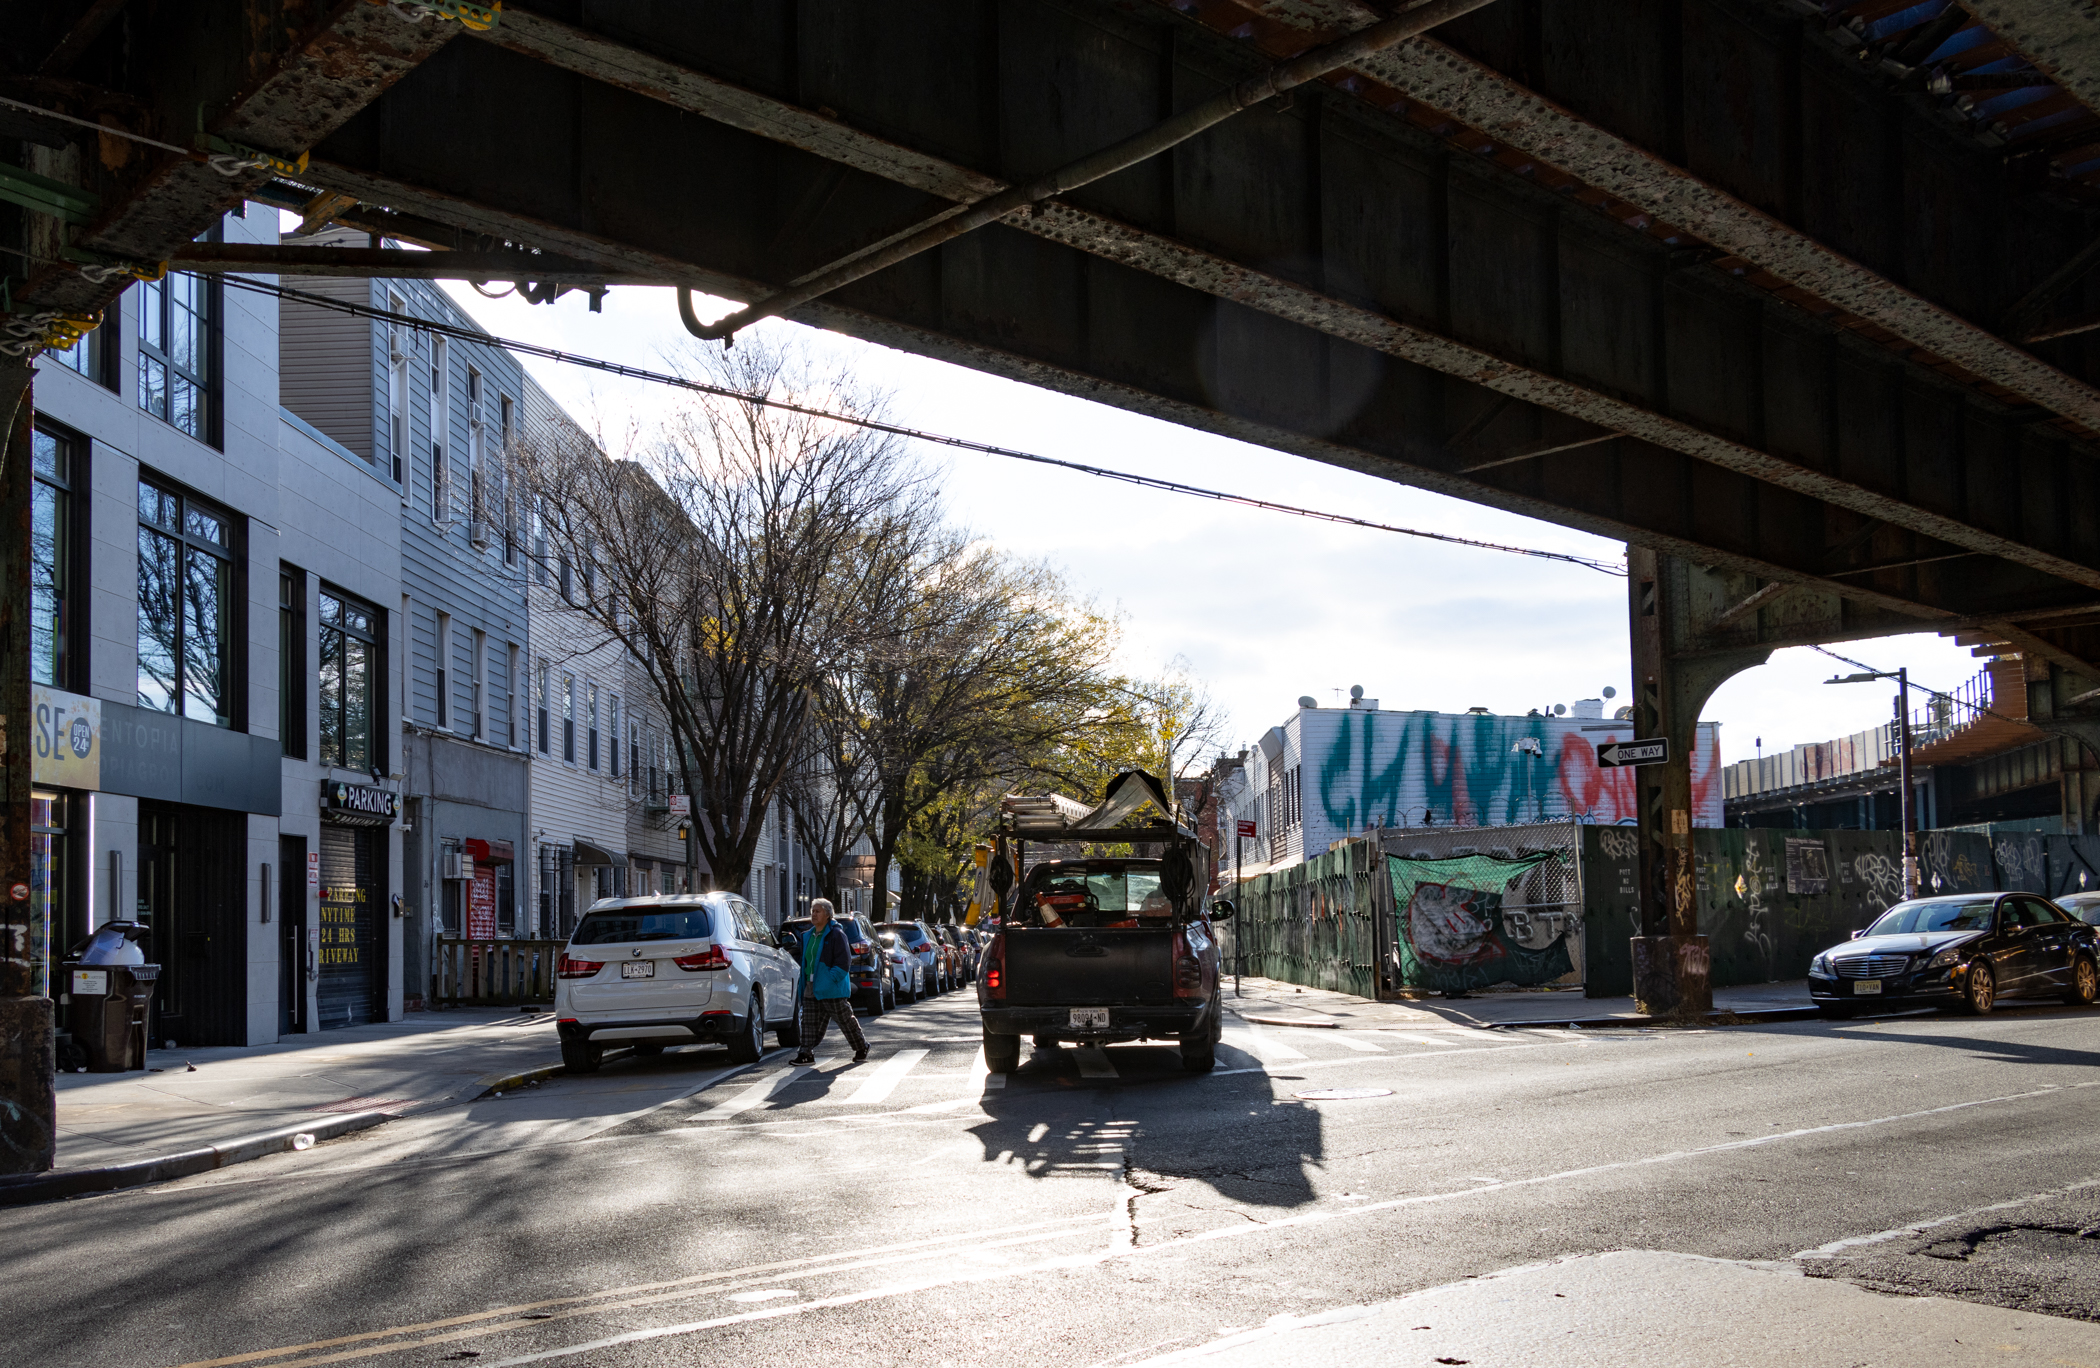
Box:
1596, 737, 1669, 768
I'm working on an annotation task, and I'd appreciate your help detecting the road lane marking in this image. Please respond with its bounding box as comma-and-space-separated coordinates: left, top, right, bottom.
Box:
452, 1077, 2100, 1368
843, 1050, 928, 1104
1329, 1034, 1384, 1052
166, 1213, 1120, 1368
1223, 1027, 1306, 1062
1073, 1046, 1119, 1078
697, 1062, 821, 1119
1794, 1169, 2100, 1259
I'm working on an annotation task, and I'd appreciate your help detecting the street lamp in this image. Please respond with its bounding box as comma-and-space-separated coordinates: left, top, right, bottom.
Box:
1825, 666, 1917, 899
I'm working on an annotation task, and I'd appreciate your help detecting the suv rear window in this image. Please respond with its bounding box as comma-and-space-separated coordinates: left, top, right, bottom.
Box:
572, 906, 714, 945
876, 922, 930, 945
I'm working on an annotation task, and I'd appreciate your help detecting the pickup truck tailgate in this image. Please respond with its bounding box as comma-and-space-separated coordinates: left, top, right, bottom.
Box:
1002, 928, 1176, 1006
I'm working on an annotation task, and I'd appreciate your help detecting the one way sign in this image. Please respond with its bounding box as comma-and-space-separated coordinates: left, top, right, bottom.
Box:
1596, 737, 1669, 768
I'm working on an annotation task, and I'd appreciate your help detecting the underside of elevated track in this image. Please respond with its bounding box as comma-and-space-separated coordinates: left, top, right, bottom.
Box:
13, 0, 2100, 1000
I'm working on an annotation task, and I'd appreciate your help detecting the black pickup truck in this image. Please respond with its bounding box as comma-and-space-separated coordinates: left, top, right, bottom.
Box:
975, 773, 1228, 1074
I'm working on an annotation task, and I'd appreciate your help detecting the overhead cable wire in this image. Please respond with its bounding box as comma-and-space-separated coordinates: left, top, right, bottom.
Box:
1809, 643, 2029, 730
204, 271, 1626, 576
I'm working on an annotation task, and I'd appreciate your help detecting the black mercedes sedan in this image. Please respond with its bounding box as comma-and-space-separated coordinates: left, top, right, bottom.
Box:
1808, 892, 2100, 1018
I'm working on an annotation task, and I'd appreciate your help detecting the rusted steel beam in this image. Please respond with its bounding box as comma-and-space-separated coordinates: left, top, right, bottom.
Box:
1964, 2, 2100, 127
1212, 0, 2100, 434
15, 1, 460, 317
454, 11, 2100, 594
285, 157, 1981, 628
170, 242, 668, 287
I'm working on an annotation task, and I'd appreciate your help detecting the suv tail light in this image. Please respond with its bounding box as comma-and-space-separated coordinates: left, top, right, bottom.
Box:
982, 934, 1006, 1001
1173, 931, 1203, 998
674, 944, 731, 972
557, 954, 604, 979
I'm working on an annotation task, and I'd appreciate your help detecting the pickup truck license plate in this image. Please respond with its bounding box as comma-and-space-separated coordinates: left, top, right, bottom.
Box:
1069, 1007, 1109, 1028
1853, 979, 1881, 995
622, 961, 655, 979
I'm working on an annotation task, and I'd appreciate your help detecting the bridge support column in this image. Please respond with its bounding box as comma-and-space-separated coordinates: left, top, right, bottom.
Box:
1626, 549, 1772, 1017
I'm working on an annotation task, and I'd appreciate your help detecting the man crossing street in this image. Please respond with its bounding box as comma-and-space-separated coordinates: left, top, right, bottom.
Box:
793, 898, 868, 1064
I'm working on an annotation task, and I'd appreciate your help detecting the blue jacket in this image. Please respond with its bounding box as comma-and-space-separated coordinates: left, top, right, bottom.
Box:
799, 922, 853, 1000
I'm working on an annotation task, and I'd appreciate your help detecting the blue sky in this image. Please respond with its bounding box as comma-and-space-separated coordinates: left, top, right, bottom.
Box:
431, 277, 1978, 766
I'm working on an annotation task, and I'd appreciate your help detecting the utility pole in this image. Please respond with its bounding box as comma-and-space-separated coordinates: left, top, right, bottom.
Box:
1, 359, 57, 1174
1896, 667, 1918, 899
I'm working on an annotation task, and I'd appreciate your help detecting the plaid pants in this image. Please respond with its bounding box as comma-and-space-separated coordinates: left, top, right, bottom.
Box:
799, 994, 867, 1054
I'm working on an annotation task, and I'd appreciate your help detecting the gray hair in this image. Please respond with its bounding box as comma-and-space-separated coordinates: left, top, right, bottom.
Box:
810, 898, 835, 917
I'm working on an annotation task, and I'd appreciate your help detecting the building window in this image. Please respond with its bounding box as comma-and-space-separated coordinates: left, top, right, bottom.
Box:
320, 588, 380, 772
137, 273, 218, 442
587, 682, 601, 771
137, 477, 236, 727
388, 294, 409, 485
508, 643, 522, 748
434, 611, 452, 729
562, 672, 576, 763
46, 318, 113, 389
499, 395, 517, 565
536, 660, 550, 754
280, 569, 306, 759
431, 334, 450, 523
470, 628, 487, 740
628, 719, 641, 797
31, 427, 81, 688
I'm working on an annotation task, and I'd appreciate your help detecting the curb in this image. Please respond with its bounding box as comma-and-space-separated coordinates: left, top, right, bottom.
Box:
1490, 1006, 1826, 1030
0, 1109, 394, 1207
471, 1061, 567, 1099
1237, 1014, 1342, 1029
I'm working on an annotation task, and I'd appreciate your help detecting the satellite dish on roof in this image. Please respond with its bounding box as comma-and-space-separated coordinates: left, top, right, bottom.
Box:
1553, 703, 1567, 715
1602, 686, 1617, 698
1349, 685, 1364, 700
1297, 696, 1319, 709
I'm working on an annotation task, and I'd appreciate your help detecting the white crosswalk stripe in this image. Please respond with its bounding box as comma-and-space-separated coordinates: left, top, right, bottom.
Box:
1072, 1045, 1119, 1077
1224, 1025, 1307, 1062
843, 1049, 929, 1104
1329, 1033, 1385, 1052
698, 1062, 821, 1118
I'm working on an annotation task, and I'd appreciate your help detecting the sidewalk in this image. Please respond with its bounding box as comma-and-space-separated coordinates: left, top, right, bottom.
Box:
1222, 974, 1814, 1030
51, 1008, 564, 1171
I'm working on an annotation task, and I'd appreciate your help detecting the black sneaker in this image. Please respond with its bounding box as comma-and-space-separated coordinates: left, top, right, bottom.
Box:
852, 1049, 869, 1062
791, 1053, 815, 1065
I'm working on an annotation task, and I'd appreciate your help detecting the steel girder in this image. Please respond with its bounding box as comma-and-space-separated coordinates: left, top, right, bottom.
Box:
295, 4, 2098, 618
1964, 2, 2100, 128
10, 0, 462, 318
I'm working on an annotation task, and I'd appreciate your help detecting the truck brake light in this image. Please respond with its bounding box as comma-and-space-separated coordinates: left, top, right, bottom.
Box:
1173, 931, 1203, 997
982, 935, 1007, 1001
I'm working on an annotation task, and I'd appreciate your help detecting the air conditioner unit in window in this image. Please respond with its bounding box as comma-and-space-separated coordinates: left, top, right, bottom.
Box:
466, 519, 492, 551
467, 400, 485, 430
442, 852, 475, 881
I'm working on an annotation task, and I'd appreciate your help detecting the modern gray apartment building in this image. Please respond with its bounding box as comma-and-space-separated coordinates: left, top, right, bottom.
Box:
276, 245, 530, 1009
28, 203, 406, 1046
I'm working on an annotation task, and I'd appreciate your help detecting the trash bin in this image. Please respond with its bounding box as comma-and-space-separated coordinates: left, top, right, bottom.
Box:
63, 921, 159, 1072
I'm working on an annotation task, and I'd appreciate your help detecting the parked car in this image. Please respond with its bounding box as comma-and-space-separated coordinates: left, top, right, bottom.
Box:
939, 924, 977, 984
877, 931, 923, 1003
779, 914, 894, 1015
2057, 892, 2100, 926
875, 920, 948, 993
553, 893, 801, 1072
1809, 892, 2100, 1018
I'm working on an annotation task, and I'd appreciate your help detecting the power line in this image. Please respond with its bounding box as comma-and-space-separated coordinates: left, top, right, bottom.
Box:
1809, 644, 2026, 730
203, 271, 1628, 577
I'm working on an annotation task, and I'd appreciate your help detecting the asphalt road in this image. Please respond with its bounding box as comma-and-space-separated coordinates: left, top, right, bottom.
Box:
13, 989, 2100, 1368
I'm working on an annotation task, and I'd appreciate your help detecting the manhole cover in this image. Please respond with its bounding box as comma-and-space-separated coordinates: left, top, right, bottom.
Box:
1293, 1087, 1393, 1100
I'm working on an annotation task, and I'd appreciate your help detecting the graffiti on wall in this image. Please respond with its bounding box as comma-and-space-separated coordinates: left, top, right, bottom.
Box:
1307, 709, 1721, 836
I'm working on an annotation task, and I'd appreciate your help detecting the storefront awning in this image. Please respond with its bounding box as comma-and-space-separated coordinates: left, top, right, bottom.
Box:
464, 838, 514, 865
572, 837, 622, 867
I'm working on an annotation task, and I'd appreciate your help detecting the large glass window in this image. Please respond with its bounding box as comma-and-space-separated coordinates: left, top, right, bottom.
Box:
320, 589, 380, 772
137, 274, 217, 441
137, 478, 235, 727
562, 673, 576, 763
31, 428, 76, 687
46, 318, 112, 389
280, 569, 306, 759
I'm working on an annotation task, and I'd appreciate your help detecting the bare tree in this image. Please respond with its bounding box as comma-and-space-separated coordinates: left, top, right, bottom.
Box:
515, 338, 928, 893
828, 539, 1124, 919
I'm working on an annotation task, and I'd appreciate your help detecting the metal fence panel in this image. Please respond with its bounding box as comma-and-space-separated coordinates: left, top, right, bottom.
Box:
433, 938, 563, 1006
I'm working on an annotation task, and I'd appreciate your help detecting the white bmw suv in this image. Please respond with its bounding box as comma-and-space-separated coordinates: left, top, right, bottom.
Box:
554, 893, 800, 1073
